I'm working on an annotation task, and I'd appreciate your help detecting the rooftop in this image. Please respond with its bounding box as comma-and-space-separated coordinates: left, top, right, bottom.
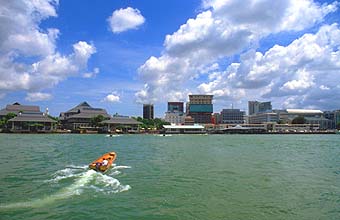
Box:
286, 109, 323, 114
0, 102, 40, 115
8, 113, 56, 123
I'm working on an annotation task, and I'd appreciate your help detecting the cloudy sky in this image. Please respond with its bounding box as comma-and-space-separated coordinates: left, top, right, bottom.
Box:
0, 0, 340, 117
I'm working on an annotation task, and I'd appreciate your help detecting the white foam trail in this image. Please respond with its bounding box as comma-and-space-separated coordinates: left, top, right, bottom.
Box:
112, 165, 131, 170
1, 165, 131, 209
44, 165, 88, 183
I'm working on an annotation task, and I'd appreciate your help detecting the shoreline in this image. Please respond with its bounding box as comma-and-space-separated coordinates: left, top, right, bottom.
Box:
0, 131, 338, 135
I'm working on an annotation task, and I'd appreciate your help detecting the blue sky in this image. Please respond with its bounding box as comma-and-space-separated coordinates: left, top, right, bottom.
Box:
1, 0, 340, 117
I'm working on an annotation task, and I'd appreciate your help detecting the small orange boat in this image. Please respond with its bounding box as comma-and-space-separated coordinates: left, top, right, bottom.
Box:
89, 151, 116, 172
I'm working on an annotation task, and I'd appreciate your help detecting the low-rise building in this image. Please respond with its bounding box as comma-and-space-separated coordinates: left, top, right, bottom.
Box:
0, 102, 56, 132
220, 109, 245, 124
0, 102, 39, 119
9, 112, 56, 132
164, 111, 185, 125
273, 123, 319, 132
163, 124, 205, 134
101, 116, 142, 133
248, 112, 279, 124
59, 102, 111, 130
212, 113, 222, 124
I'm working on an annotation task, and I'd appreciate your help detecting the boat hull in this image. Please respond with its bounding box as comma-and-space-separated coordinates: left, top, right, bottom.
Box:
89, 151, 116, 172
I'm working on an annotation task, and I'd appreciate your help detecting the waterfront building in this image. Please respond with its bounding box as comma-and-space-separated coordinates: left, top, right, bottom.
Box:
221, 124, 267, 134
0, 102, 40, 119
212, 113, 222, 124
305, 117, 333, 130
164, 111, 185, 124
220, 109, 245, 124
143, 104, 154, 119
248, 112, 279, 124
336, 110, 340, 128
187, 95, 213, 124
184, 116, 195, 125
0, 102, 56, 132
280, 109, 333, 130
164, 101, 185, 124
323, 111, 337, 129
163, 124, 205, 134
101, 115, 142, 133
59, 102, 111, 130
248, 101, 272, 115
273, 124, 319, 132
168, 102, 184, 112
284, 109, 323, 120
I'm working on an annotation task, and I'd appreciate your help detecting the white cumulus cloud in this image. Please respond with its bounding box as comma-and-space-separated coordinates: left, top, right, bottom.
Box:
108, 7, 145, 33
103, 93, 120, 103
0, 0, 97, 99
25, 92, 52, 102
135, 0, 338, 106
83, 67, 100, 78
198, 23, 340, 110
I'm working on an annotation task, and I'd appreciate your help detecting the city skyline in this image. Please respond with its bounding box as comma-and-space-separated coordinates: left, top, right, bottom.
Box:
1, 0, 340, 117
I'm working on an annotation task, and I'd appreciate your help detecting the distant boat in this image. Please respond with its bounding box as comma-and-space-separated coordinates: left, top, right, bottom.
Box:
89, 152, 116, 172
158, 134, 172, 137
105, 134, 121, 137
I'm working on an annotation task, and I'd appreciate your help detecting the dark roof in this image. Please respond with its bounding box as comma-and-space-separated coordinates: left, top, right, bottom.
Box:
8, 113, 56, 123
66, 112, 111, 119
61, 102, 110, 118
65, 101, 92, 113
0, 103, 40, 116
101, 117, 142, 125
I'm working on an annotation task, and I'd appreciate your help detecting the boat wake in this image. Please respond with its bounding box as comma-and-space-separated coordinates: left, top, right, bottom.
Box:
0, 164, 131, 209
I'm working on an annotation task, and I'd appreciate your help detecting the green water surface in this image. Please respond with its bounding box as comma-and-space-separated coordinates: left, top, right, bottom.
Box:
0, 134, 339, 220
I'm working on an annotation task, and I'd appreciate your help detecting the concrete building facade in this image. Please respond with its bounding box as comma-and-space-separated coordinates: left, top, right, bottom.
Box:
220, 109, 245, 124
248, 112, 279, 124
165, 111, 185, 125
248, 101, 272, 115
187, 95, 213, 124
168, 102, 184, 112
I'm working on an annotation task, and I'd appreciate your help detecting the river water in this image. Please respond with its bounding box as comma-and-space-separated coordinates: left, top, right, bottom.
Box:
0, 134, 339, 220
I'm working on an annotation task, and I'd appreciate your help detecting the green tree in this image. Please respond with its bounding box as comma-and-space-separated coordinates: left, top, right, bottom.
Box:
277, 120, 285, 124
292, 116, 306, 124
133, 117, 170, 130
0, 113, 17, 129
336, 122, 340, 129
90, 115, 105, 127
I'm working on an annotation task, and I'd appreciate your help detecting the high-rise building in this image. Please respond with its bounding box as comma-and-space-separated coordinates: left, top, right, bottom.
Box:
220, 109, 245, 124
143, 104, 154, 119
168, 102, 184, 112
248, 101, 272, 115
187, 95, 213, 124
165, 102, 185, 124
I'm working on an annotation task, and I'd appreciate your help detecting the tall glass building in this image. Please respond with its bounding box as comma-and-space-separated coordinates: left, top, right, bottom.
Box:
248, 101, 272, 115
143, 104, 154, 119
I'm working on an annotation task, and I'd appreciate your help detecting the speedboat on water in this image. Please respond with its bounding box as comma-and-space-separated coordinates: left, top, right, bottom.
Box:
89, 152, 116, 172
